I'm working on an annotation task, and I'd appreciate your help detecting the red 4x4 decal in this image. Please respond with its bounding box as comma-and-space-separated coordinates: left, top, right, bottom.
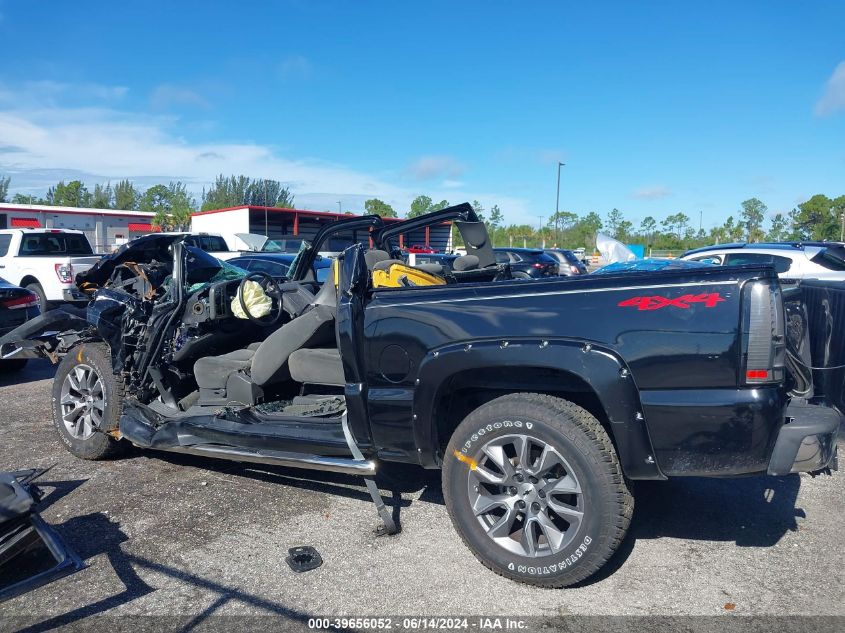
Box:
618, 293, 725, 311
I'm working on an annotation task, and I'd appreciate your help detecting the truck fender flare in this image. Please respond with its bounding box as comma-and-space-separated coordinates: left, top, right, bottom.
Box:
413, 338, 665, 480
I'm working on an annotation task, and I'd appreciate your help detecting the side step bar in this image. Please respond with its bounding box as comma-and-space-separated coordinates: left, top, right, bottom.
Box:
122, 401, 399, 536
164, 444, 376, 476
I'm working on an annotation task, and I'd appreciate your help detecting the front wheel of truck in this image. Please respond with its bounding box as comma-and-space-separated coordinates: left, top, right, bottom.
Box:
443, 393, 633, 587
51, 343, 127, 460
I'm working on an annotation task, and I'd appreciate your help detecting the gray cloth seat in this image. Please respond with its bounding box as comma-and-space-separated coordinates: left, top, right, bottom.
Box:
288, 348, 345, 386
364, 249, 391, 269
249, 304, 336, 386
415, 263, 445, 275
453, 255, 479, 271
194, 349, 256, 389
193, 276, 342, 390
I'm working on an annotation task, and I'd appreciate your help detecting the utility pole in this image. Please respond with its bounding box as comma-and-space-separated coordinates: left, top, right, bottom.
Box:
337, 201, 342, 214
539, 215, 545, 248
699, 210, 703, 234
555, 162, 565, 247
840, 212, 844, 242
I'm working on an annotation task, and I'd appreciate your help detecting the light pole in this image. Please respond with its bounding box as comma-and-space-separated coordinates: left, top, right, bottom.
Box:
555, 162, 565, 247
840, 212, 844, 242
539, 215, 545, 248
337, 201, 342, 214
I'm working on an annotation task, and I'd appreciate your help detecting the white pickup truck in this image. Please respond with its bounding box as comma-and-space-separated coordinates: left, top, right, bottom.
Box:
143, 232, 241, 260
0, 229, 101, 311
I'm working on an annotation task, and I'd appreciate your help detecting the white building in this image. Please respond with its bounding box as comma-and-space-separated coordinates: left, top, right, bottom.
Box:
0, 203, 157, 253
0, 202, 455, 255
191, 205, 453, 252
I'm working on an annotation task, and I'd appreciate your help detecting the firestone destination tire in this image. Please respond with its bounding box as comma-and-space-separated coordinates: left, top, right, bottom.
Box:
443, 393, 633, 587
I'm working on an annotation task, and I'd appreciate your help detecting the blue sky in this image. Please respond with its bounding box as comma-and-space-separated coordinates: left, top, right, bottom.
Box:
0, 1, 843, 230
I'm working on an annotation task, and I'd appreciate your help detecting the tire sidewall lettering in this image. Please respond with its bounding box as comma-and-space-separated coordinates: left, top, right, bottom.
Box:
450, 408, 608, 581
511, 535, 594, 576
462, 420, 524, 454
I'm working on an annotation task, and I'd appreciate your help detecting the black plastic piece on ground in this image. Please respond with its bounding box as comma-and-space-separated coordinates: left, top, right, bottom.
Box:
285, 546, 323, 573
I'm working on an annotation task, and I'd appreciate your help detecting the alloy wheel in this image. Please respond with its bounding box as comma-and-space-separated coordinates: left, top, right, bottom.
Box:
467, 434, 584, 558
59, 363, 105, 440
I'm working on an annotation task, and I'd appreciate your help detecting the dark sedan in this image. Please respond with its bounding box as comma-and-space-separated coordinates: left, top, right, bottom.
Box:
227, 253, 333, 283
0, 278, 40, 371
493, 248, 559, 278
545, 249, 588, 276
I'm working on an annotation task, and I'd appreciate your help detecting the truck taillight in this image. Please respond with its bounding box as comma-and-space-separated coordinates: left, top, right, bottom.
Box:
741, 279, 785, 384
55, 263, 73, 283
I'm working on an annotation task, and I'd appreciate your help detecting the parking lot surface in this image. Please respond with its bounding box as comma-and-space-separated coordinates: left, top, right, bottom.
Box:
1, 360, 843, 624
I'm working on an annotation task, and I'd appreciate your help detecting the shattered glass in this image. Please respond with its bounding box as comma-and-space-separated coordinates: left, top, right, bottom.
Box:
286, 241, 310, 279
254, 395, 346, 418
187, 258, 249, 293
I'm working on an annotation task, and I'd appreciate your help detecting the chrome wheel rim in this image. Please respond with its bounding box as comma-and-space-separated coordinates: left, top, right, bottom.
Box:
467, 433, 584, 558
60, 363, 104, 440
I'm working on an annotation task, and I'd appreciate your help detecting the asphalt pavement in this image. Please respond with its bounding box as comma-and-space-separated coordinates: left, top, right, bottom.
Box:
0, 359, 843, 626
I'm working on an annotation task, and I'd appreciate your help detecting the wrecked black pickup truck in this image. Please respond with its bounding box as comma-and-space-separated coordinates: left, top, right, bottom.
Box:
0, 203, 840, 588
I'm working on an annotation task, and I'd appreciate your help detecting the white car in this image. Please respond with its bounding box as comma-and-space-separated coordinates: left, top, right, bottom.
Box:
141, 232, 239, 260
0, 229, 101, 311
681, 242, 845, 280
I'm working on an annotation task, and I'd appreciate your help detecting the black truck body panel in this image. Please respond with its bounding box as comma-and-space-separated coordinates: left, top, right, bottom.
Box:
358, 264, 806, 476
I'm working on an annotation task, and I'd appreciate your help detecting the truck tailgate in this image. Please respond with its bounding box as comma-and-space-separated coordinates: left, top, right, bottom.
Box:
69, 255, 103, 275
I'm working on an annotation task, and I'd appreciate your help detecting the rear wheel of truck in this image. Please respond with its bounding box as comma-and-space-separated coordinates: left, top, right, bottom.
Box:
51, 343, 127, 460
442, 393, 633, 588
25, 282, 51, 313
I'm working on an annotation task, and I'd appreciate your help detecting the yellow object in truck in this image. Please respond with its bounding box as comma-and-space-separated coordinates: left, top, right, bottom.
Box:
372, 263, 446, 288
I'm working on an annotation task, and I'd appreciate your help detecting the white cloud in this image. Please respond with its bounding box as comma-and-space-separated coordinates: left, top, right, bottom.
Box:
150, 84, 209, 110
815, 61, 845, 117
0, 80, 128, 107
406, 155, 465, 181
535, 149, 566, 164
278, 55, 313, 80
631, 185, 672, 200
0, 108, 403, 199
493, 147, 566, 165
88, 84, 129, 101
0, 80, 532, 220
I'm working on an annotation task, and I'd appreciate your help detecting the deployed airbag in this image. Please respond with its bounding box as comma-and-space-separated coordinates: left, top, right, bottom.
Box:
231, 280, 272, 319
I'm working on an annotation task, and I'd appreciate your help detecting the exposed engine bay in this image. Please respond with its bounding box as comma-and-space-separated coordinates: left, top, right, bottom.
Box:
76, 236, 288, 409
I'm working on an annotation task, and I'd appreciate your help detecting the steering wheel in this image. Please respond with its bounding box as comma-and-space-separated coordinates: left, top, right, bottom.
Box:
238, 272, 284, 325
